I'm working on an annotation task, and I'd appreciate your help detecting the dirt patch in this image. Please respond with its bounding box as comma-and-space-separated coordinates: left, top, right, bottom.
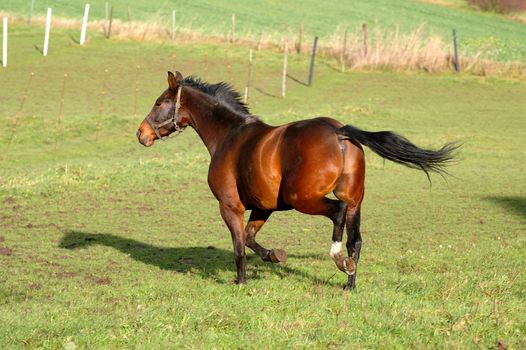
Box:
0, 236, 5, 242
25, 223, 61, 230
0, 247, 13, 256
94, 277, 112, 285
87, 275, 112, 285
3, 196, 16, 205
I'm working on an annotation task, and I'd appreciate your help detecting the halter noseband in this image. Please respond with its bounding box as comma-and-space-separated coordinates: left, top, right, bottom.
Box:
146, 85, 185, 141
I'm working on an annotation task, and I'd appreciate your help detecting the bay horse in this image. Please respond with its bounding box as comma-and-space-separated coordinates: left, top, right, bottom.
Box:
136, 71, 458, 290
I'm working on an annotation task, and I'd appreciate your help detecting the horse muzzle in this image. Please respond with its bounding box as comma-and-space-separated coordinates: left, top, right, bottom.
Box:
137, 121, 156, 147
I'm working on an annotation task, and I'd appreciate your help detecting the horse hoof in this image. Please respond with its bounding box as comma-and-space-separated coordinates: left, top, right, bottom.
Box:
343, 284, 356, 291
269, 249, 287, 263
335, 256, 356, 275
343, 256, 356, 275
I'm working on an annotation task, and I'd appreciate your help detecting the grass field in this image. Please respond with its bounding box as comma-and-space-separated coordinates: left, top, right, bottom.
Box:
1, 0, 526, 62
0, 23, 525, 349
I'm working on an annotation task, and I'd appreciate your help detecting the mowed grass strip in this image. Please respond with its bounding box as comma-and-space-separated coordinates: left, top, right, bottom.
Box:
0, 25, 525, 349
1, 0, 526, 62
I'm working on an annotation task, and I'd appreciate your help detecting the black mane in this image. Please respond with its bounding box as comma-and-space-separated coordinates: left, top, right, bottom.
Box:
182, 76, 253, 118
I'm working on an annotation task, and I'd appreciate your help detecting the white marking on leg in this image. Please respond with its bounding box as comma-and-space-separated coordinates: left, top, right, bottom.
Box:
329, 241, 342, 259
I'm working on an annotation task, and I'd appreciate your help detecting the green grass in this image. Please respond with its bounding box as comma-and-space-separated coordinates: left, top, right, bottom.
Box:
1, 0, 526, 62
0, 24, 525, 349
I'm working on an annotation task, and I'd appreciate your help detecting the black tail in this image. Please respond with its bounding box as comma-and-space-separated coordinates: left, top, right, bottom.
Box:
336, 125, 460, 179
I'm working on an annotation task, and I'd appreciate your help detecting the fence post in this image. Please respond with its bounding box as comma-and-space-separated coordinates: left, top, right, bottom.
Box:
231, 14, 236, 43
244, 49, 253, 104
28, 0, 35, 25
453, 29, 460, 72
2, 17, 7, 68
80, 4, 90, 45
362, 23, 368, 57
55, 73, 68, 149
106, 6, 113, 38
104, 2, 108, 36
171, 10, 176, 40
43, 8, 52, 56
308, 36, 318, 86
341, 26, 348, 72
296, 22, 303, 54
282, 42, 288, 97
134, 65, 140, 117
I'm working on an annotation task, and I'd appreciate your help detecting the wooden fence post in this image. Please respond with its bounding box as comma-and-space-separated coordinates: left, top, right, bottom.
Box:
55, 73, 68, 149
43, 8, 52, 56
308, 36, 318, 86
2, 17, 7, 68
282, 42, 288, 97
244, 49, 253, 104
172, 10, 176, 40
134, 65, 140, 117
341, 26, 348, 72
80, 4, 90, 45
362, 23, 368, 57
95, 69, 109, 141
106, 6, 113, 39
104, 2, 108, 36
98, 69, 108, 115
296, 22, 303, 54
231, 14, 236, 43
453, 29, 460, 72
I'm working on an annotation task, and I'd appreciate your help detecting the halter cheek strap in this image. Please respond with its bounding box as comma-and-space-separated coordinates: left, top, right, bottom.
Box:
147, 85, 184, 141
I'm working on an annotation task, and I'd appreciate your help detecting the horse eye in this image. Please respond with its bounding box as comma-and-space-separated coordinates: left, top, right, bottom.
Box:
155, 101, 162, 107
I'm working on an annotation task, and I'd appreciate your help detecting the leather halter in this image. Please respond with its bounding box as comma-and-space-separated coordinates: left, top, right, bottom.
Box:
146, 85, 185, 141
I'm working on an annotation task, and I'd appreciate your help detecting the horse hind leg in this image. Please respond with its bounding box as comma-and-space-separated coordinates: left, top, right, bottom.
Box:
285, 193, 355, 275
245, 210, 287, 263
328, 201, 357, 277
334, 168, 365, 290
344, 207, 362, 291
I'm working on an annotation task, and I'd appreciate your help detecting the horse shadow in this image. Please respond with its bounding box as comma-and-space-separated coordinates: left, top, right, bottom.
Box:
59, 230, 338, 286
286, 74, 309, 86
484, 196, 526, 219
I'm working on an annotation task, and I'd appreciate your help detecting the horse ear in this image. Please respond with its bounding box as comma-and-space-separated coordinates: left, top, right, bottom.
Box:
175, 71, 183, 82
167, 71, 178, 90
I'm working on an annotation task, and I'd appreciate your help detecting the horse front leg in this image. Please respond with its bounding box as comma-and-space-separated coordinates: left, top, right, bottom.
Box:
245, 209, 287, 263
219, 203, 247, 284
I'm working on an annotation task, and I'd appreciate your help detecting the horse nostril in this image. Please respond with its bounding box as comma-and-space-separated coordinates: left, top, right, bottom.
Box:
136, 130, 142, 140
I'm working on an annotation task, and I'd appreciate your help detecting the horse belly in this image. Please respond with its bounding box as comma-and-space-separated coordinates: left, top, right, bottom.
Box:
238, 130, 285, 210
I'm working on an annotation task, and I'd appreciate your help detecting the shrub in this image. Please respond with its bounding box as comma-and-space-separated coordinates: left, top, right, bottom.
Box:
466, 0, 526, 13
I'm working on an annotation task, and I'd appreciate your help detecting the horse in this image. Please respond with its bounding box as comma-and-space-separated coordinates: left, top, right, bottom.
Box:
136, 71, 458, 290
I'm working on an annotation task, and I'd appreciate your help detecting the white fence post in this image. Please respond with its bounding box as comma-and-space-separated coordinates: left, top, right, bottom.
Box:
43, 8, 52, 56
2, 17, 7, 67
28, 0, 35, 25
80, 4, 90, 45
282, 42, 288, 97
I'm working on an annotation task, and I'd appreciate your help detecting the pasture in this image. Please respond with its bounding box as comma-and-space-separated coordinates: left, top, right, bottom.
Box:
2, 0, 526, 61
1, 17, 525, 350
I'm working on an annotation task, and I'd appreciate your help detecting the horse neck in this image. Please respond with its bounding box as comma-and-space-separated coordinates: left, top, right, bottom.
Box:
184, 90, 250, 156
